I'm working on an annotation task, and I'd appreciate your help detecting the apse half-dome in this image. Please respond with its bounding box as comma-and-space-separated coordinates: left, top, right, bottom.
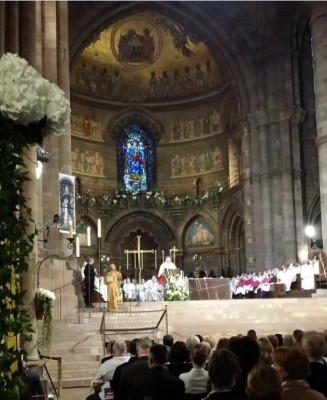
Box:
71, 9, 230, 103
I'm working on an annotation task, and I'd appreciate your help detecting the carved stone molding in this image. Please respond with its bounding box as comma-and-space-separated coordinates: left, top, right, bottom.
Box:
248, 108, 295, 127
106, 107, 164, 143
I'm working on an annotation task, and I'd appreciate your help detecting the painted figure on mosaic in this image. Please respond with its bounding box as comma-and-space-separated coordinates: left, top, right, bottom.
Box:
118, 27, 155, 63
186, 219, 215, 248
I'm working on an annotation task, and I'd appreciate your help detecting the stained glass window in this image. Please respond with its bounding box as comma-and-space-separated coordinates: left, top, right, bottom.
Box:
117, 124, 156, 193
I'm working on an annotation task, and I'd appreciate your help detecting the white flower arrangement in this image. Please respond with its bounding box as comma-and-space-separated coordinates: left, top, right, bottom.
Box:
0, 53, 70, 138
37, 288, 56, 302
164, 273, 189, 301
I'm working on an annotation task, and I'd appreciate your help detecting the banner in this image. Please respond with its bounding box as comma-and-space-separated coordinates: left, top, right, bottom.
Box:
59, 173, 76, 234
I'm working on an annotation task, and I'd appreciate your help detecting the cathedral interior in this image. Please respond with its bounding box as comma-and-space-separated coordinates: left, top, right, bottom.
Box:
2, 1, 326, 280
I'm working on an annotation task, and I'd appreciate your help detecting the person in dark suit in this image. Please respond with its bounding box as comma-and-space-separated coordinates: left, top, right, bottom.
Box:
118, 337, 152, 400
204, 349, 243, 400
128, 344, 185, 400
302, 331, 327, 397
112, 339, 138, 399
84, 258, 96, 307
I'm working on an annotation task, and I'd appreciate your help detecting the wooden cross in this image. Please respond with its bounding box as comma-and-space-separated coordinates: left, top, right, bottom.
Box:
124, 235, 154, 283
169, 245, 178, 264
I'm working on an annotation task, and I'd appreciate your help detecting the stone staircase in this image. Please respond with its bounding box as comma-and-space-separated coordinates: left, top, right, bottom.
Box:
42, 310, 105, 389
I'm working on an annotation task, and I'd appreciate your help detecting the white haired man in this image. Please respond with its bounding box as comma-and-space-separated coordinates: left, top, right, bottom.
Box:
87, 340, 129, 400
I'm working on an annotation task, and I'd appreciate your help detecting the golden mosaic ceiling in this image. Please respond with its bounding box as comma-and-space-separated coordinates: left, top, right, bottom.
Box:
71, 10, 229, 102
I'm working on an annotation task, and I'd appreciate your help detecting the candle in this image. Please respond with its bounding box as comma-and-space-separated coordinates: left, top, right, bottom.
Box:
155, 250, 157, 270
127, 251, 129, 270
97, 218, 101, 238
162, 250, 164, 263
69, 220, 73, 239
75, 237, 80, 258
87, 226, 91, 247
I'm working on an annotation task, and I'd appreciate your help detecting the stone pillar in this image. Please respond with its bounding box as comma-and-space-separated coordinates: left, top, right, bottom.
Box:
21, 148, 39, 360
240, 121, 256, 271
290, 107, 307, 261
279, 117, 297, 263
257, 115, 274, 268
310, 3, 327, 250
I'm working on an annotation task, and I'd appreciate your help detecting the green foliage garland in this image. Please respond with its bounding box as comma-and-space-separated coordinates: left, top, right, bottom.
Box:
76, 183, 224, 217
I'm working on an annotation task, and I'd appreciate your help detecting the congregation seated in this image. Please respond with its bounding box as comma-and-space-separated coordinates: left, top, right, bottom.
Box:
88, 340, 130, 400
205, 349, 241, 400
128, 344, 185, 400
179, 343, 210, 396
272, 347, 325, 400
167, 341, 192, 377
302, 331, 327, 398
84, 327, 327, 400
228, 337, 260, 398
246, 363, 282, 400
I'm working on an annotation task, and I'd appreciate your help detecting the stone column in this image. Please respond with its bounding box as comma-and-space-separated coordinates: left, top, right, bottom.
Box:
240, 121, 256, 271
21, 149, 39, 360
310, 3, 327, 250
257, 114, 274, 268
279, 116, 297, 263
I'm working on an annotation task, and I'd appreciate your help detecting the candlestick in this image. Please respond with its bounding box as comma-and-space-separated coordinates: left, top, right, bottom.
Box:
155, 250, 157, 269
87, 226, 91, 247
97, 218, 101, 238
76, 237, 80, 258
69, 220, 73, 239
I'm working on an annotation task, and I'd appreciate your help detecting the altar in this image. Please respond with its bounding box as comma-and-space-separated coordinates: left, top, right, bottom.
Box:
188, 278, 230, 300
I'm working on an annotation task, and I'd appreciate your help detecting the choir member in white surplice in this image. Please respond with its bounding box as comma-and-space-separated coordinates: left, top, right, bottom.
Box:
123, 278, 135, 301
144, 276, 163, 301
301, 262, 315, 290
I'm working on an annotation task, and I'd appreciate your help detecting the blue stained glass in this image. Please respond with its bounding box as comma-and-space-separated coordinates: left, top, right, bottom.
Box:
117, 124, 156, 193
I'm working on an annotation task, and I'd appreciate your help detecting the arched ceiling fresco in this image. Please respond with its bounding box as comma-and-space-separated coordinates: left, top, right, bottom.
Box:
71, 9, 230, 103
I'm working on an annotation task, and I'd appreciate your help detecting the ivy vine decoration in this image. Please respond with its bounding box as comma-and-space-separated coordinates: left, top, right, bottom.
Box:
36, 289, 56, 351
0, 52, 70, 400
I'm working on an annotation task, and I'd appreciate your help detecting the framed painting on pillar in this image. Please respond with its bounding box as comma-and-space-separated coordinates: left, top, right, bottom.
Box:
58, 173, 76, 234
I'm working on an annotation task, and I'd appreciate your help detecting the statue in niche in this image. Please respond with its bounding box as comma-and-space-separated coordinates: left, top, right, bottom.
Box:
194, 116, 202, 137
195, 63, 205, 91
112, 70, 122, 96
213, 146, 223, 169
202, 113, 211, 135
171, 119, 181, 141
161, 70, 170, 98
212, 110, 223, 133
205, 60, 215, 88
90, 65, 97, 94
149, 71, 158, 97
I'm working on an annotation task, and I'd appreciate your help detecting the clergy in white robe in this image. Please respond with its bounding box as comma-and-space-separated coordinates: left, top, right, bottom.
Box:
158, 256, 177, 285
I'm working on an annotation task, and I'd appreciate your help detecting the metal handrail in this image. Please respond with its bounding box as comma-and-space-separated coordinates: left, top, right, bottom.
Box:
38, 350, 62, 400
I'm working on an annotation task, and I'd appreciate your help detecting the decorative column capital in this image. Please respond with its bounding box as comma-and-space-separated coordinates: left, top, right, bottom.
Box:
316, 134, 327, 148
309, 3, 327, 26
247, 108, 294, 127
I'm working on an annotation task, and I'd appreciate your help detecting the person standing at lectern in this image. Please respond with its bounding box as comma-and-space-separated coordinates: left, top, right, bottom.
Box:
158, 256, 177, 285
84, 258, 96, 308
106, 263, 122, 311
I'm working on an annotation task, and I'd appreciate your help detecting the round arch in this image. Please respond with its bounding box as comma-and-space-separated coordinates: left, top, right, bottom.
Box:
106, 107, 164, 144
105, 211, 176, 268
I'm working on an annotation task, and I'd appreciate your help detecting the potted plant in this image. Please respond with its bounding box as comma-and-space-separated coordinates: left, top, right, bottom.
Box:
36, 288, 56, 351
